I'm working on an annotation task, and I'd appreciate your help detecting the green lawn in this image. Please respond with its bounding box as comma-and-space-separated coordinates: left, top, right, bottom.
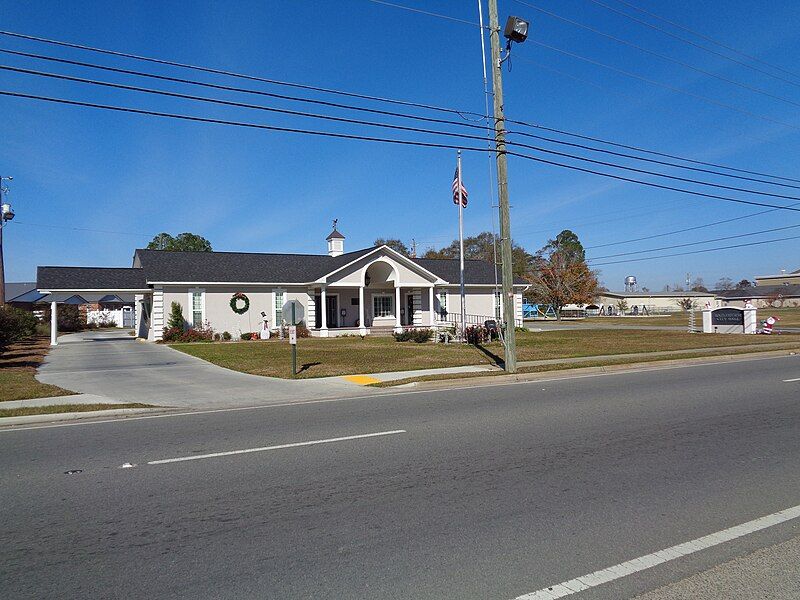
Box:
172, 329, 799, 379
0, 337, 74, 402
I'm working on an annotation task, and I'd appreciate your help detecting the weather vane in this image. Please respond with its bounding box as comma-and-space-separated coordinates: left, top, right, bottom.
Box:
332, 218, 338, 230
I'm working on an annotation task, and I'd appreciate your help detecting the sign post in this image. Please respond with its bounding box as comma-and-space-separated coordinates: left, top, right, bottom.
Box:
289, 303, 297, 377
282, 300, 304, 378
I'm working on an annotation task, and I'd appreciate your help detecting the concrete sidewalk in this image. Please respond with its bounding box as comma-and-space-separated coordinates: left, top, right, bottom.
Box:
0, 394, 127, 410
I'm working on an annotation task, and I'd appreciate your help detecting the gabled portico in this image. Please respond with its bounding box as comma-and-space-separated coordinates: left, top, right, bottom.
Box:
309, 245, 445, 337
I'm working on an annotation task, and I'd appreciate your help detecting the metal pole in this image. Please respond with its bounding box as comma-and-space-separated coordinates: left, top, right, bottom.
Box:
0, 176, 6, 305
291, 302, 297, 377
488, 0, 517, 373
0, 207, 5, 305
457, 151, 466, 341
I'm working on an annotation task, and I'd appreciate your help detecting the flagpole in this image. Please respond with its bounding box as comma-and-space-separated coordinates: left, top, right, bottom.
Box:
457, 150, 466, 341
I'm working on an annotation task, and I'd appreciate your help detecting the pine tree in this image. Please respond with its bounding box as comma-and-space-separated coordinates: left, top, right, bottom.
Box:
167, 301, 185, 330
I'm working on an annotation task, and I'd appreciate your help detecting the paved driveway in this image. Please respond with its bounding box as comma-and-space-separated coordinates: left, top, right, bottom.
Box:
36, 330, 371, 409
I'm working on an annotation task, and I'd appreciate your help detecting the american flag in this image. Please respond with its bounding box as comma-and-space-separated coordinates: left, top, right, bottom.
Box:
452, 165, 468, 208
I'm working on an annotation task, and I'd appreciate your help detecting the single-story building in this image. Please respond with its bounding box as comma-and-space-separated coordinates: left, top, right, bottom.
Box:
755, 268, 800, 287
715, 284, 800, 309
586, 291, 720, 315
4, 282, 134, 326
36, 226, 526, 341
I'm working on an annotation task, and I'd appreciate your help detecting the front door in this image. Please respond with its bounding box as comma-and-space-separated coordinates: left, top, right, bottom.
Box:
326, 295, 338, 328
406, 294, 414, 326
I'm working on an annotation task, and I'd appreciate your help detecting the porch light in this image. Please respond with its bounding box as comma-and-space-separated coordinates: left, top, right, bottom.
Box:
503, 16, 529, 44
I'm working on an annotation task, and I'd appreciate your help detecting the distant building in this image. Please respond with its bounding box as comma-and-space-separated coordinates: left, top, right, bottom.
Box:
754, 267, 800, 287
586, 291, 719, 315
715, 284, 800, 309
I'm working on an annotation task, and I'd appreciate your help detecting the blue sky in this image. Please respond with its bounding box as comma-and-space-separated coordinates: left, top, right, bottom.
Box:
2, 0, 799, 290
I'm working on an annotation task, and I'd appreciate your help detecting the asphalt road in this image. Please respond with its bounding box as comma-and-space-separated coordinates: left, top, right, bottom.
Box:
2, 354, 800, 599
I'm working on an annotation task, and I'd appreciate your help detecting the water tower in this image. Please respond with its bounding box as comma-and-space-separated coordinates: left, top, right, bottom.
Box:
624, 275, 638, 293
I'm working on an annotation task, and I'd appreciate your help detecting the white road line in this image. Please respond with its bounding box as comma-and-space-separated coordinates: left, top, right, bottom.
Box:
146, 429, 407, 465
783, 377, 800, 382
513, 503, 800, 599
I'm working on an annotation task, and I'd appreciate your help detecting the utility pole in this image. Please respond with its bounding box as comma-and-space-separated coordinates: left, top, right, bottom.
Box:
0, 175, 14, 305
488, 0, 517, 373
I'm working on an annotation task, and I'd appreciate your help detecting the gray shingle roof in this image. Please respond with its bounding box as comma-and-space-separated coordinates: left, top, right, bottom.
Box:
5, 282, 37, 302
414, 257, 527, 285
714, 284, 800, 298
35, 247, 527, 289
37, 267, 147, 290
134, 247, 377, 283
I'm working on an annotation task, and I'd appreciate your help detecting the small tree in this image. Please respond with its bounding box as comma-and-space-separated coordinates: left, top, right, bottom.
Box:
526, 231, 598, 320
616, 300, 629, 314
374, 238, 411, 257
736, 279, 754, 289
715, 277, 735, 290
677, 297, 696, 311
167, 301, 185, 330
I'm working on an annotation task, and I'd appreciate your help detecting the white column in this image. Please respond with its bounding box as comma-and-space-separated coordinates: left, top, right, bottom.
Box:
358, 285, 366, 335
320, 285, 328, 337
50, 301, 58, 346
428, 287, 435, 326
394, 286, 402, 332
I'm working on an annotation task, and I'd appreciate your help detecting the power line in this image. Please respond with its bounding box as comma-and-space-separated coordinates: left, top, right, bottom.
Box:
525, 41, 800, 132
5, 88, 800, 214
584, 0, 800, 89
11, 220, 153, 237
0, 47, 493, 133
507, 107, 800, 183
612, 0, 800, 82
0, 29, 486, 121
513, 0, 800, 110
9, 46, 798, 191
13, 62, 800, 205
5, 32, 800, 185
588, 222, 800, 261
586, 202, 800, 249
590, 233, 800, 266
362, 0, 482, 27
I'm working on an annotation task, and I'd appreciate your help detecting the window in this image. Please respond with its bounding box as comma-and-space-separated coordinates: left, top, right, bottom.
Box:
191, 291, 203, 326
494, 291, 502, 319
274, 290, 284, 327
373, 295, 393, 318
438, 291, 447, 318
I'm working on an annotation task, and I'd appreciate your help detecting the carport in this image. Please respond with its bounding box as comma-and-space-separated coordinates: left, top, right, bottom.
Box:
36, 266, 150, 345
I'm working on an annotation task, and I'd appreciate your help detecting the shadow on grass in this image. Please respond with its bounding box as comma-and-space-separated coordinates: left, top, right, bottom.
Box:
0, 338, 48, 370
474, 343, 504, 368
298, 361, 322, 374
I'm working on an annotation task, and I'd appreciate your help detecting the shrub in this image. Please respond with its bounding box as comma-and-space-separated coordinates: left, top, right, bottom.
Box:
41, 305, 86, 332
410, 328, 433, 343
465, 325, 493, 344
162, 326, 183, 342
296, 323, 310, 338
393, 330, 413, 342
96, 312, 118, 328
241, 332, 254, 340
222, 331, 232, 341
393, 328, 433, 343
167, 301, 185, 330
0, 306, 38, 346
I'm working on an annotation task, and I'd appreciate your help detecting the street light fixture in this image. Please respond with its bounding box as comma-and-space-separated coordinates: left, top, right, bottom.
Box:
503, 16, 529, 44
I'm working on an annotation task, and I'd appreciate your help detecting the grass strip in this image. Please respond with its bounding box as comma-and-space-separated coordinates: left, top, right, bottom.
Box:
0, 403, 154, 418
370, 345, 800, 387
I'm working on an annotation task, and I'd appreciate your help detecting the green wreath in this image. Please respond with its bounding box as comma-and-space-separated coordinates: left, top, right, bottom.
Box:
230, 292, 250, 315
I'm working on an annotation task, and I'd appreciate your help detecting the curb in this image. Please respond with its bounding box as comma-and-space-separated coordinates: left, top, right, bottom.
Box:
0, 407, 169, 428
398, 348, 800, 392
